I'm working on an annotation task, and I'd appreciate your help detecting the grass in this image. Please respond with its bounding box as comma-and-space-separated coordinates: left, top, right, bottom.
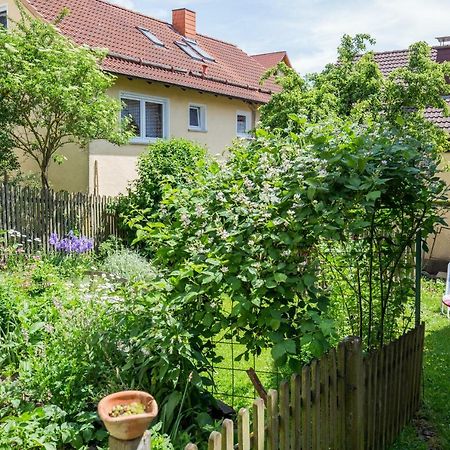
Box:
389, 279, 450, 449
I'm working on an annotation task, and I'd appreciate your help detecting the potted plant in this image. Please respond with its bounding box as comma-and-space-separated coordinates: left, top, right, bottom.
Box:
98, 390, 158, 441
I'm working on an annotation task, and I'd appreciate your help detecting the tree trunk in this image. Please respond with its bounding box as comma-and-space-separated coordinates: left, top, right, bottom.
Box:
40, 162, 50, 190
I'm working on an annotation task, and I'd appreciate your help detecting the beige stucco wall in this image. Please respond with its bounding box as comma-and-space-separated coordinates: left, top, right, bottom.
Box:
90, 77, 258, 196
424, 153, 450, 265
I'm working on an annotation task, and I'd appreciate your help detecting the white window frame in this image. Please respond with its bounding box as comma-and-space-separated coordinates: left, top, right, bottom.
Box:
120, 91, 169, 144
188, 103, 207, 132
0, 5, 8, 29
236, 110, 252, 138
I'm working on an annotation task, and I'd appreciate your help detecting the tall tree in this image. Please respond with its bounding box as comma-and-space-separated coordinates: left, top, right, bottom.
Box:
0, 7, 131, 188
260, 34, 450, 150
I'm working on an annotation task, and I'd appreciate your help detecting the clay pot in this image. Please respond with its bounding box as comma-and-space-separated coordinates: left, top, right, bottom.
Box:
98, 390, 158, 440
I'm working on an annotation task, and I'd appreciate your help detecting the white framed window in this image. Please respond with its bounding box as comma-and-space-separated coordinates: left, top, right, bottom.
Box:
120, 92, 169, 143
236, 110, 252, 138
0, 5, 8, 29
188, 104, 207, 132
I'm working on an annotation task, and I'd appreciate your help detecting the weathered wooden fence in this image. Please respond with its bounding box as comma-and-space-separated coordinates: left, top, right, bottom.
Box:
185, 323, 424, 450
0, 183, 120, 251
108, 325, 425, 450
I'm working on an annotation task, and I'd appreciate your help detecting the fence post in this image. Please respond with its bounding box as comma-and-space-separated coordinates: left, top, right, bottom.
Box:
109, 431, 151, 450
415, 231, 422, 327
344, 337, 364, 450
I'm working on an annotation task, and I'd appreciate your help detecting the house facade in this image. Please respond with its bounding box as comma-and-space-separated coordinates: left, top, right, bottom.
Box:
1, 0, 287, 195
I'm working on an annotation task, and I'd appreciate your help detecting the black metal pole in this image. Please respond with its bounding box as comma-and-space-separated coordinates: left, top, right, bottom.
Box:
415, 231, 422, 327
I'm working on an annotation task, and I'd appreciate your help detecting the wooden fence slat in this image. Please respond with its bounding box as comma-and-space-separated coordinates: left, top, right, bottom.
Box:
208, 431, 222, 450
320, 353, 330, 449
336, 341, 346, 449
369, 351, 378, 450
328, 348, 338, 450
238, 408, 250, 450
301, 365, 311, 450
221, 418, 233, 450
290, 373, 301, 450
253, 398, 265, 450
267, 389, 279, 450
279, 380, 290, 450
311, 360, 320, 450
344, 337, 364, 450
185, 445, 198, 450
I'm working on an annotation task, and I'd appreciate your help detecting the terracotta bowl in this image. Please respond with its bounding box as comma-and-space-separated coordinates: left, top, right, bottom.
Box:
98, 390, 158, 440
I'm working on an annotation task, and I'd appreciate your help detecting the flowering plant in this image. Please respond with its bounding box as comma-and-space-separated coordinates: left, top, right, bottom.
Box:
49, 231, 94, 254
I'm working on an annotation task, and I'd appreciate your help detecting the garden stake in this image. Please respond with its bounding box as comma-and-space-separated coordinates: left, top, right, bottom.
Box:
109, 431, 151, 450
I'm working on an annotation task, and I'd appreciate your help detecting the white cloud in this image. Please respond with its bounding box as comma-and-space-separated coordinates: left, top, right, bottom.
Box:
109, 0, 136, 10
294, 0, 450, 73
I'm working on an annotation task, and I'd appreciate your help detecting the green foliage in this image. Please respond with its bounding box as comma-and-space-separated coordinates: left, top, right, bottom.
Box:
0, 387, 106, 450
101, 247, 157, 282
117, 138, 211, 240
0, 253, 213, 448
0, 5, 131, 188
259, 33, 449, 349
260, 34, 450, 152
124, 118, 445, 364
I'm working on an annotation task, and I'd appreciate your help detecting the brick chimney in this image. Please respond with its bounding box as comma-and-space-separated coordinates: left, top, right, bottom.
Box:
172, 8, 196, 38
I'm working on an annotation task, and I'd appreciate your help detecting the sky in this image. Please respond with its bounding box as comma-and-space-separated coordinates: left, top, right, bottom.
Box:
110, 0, 450, 74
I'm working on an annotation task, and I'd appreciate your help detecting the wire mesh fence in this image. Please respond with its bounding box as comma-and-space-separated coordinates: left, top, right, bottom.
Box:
209, 333, 280, 410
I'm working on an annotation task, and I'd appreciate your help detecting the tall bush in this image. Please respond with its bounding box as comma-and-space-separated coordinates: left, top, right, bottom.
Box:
117, 138, 211, 240
124, 116, 444, 364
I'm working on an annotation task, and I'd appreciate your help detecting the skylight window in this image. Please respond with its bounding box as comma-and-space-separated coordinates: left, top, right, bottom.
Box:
176, 38, 215, 62
183, 38, 215, 62
137, 27, 164, 47
176, 41, 203, 61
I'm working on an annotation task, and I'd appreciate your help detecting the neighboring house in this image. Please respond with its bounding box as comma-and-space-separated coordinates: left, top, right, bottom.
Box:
371, 40, 450, 269
1, 0, 289, 195
252, 51, 292, 71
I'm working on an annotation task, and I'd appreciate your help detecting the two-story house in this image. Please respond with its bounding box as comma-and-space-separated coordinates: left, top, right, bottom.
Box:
1, 0, 290, 195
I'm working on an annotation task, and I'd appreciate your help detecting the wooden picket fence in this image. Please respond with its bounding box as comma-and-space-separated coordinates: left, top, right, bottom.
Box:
0, 183, 120, 251
184, 324, 425, 450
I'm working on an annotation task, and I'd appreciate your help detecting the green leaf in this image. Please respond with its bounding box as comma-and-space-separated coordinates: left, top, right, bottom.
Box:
271, 339, 296, 362
274, 273, 287, 283
365, 190, 381, 202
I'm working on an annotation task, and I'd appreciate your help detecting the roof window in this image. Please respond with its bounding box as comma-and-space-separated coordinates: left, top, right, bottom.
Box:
176, 38, 215, 62
137, 27, 164, 47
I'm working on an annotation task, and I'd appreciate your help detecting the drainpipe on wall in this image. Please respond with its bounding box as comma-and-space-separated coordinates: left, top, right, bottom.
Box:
249, 103, 258, 131
93, 160, 99, 196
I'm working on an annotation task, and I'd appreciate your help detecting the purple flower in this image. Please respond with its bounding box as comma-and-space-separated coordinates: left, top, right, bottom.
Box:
49, 231, 94, 254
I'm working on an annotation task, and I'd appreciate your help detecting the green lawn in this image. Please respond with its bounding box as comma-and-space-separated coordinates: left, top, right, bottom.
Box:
390, 279, 450, 449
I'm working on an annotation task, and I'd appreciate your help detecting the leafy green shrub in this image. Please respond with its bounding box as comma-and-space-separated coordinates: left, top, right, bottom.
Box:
117, 138, 212, 240
101, 248, 157, 282
0, 257, 212, 448
126, 118, 444, 367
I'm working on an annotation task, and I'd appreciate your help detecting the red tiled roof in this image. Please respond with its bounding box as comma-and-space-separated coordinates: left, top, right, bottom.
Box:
252, 51, 292, 69
24, 0, 279, 103
372, 48, 438, 76
423, 100, 450, 132
371, 47, 450, 131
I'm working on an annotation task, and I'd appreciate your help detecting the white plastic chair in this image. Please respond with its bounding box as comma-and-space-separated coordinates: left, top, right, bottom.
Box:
442, 262, 450, 318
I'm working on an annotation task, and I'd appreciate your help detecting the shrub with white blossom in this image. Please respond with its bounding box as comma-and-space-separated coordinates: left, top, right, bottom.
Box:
125, 117, 445, 366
